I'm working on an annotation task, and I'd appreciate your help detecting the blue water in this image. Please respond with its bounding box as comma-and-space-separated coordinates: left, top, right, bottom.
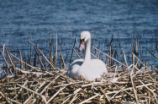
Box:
0, 0, 158, 68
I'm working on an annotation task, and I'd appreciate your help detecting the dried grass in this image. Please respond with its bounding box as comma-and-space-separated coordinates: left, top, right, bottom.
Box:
0, 64, 157, 104
0, 37, 157, 104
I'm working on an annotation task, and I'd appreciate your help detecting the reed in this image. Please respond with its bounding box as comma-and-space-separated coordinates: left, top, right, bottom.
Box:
49, 33, 53, 69
0, 35, 157, 104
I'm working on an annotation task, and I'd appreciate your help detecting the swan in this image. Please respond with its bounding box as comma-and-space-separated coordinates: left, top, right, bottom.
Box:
67, 31, 108, 81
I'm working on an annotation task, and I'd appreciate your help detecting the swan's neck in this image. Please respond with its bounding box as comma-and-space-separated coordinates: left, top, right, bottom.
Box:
85, 39, 91, 61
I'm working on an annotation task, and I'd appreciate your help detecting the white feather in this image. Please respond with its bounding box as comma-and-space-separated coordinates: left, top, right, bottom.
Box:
68, 31, 108, 81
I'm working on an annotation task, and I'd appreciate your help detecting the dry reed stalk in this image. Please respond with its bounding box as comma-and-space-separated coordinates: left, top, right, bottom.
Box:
133, 53, 146, 67
29, 41, 55, 69
121, 48, 128, 66
147, 48, 158, 60
5, 47, 16, 74
55, 30, 58, 64
53, 81, 84, 88
91, 52, 98, 59
70, 38, 77, 63
19, 51, 24, 70
61, 94, 72, 104
139, 80, 158, 103
0, 91, 14, 104
46, 86, 66, 104
39, 56, 46, 71
49, 34, 53, 67
93, 46, 127, 68
73, 48, 81, 58
10, 52, 40, 71
79, 94, 99, 104
17, 84, 47, 103
135, 37, 139, 64
109, 82, 135, 100
0, 68, 157, 104
69, 88, 82, 104
105, 83, 153, 95
33, 52, 38, 67
45, 70, 75, 83
40, 75, 60, 94
109, 46, 112, 66
16, 68, 43, 76
69, 93, 78, 104
0, 43, 157, 104
109, 35, 114, 66
59, 47, 66, 68
24, 81, 47, 104
131, 35, 134, 64
130, 69, 139, 104
0, 50, 10, 70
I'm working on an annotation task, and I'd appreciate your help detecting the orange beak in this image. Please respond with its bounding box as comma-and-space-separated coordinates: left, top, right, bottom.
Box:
78, 40, 85, 51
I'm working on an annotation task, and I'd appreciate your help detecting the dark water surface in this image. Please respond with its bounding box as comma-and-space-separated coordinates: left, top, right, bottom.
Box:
0, 0, 158, 68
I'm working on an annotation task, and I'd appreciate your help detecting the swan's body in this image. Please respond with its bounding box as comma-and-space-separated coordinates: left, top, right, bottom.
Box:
68, 31, 107, 81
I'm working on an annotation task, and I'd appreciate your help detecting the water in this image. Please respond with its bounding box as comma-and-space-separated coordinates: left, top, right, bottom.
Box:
0, 0, 158, 68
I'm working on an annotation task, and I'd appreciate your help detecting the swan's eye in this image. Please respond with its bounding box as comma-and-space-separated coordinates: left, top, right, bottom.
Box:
80, 39, 85, 43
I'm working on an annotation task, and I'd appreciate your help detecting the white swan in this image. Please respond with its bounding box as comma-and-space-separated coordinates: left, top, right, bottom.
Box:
67, 31, 108, 81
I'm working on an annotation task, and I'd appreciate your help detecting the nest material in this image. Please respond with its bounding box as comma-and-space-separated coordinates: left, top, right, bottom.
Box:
0, 41, 158, 104
0, 65, 157, 104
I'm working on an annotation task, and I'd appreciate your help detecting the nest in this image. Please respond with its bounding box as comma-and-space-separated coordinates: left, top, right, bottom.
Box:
0, 64, 157, 104
0, 40, 158, 104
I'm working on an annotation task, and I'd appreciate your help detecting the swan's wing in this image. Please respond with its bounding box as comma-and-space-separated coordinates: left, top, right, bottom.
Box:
70, 59, 84, 65
79, 59, 107, 80
69, 59, 84, 71
68, 59, 84, 78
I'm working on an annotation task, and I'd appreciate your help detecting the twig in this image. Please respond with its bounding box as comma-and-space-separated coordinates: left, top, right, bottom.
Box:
91, 52, 98, 59
55, 30, 58, 64
10, 52, 40, 71
5, 47, 16, 74
79, 94, 99, 104
16, 68, 43, 76
46, 86, 65, 104
39, 56, 46, 71
0, 91, 13, 104
24, 81, 47, 104
73, 48, 81, 58
130, 69, 139, 104
61, 95, 72, 104
17, 84, 47, 103
29, 41, 55, 69
121, 48, 128, 66
40, 75, 60, 94
106, 83, 153, 95
93, 46, 127, 68
147, 48, 158, 60
60, 48, 66, 68
19, 51, 24, 70
69, 88, 82, 104
49, 33, 53, 67
33, 51, 38, 67
0, 50, 10, 69
139, 80, 158, 103
70, 38, 77, 63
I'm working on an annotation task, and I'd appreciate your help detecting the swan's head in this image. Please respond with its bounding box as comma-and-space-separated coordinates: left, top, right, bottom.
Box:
79, 31, 91, 51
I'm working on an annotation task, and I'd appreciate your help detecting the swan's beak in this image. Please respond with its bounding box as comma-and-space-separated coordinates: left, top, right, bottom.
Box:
78, 40, 85, 51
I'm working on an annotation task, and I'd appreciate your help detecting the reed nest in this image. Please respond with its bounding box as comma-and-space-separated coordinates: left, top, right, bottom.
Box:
0, 64, 157, 104
0, 37, 158, 104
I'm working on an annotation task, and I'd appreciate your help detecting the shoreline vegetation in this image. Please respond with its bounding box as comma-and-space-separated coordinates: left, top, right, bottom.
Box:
0, 34, 158, 104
